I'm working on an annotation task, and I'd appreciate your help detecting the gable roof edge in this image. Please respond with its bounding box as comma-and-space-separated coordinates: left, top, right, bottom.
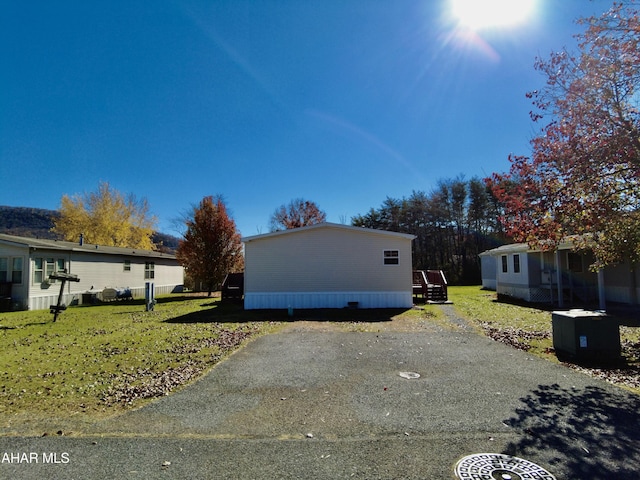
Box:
0, 233, 177, 260
242, 222, 416, 243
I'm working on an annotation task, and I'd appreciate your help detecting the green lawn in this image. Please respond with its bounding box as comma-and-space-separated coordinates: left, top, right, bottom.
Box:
448, 285, 555, 357
0, 296, 281, 427
449, 285, 640, 394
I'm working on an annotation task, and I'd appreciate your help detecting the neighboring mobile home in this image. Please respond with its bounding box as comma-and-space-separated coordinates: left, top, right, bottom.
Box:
479, 242, 639, 308
0, 234, 184, 311
242, 223, 415, 309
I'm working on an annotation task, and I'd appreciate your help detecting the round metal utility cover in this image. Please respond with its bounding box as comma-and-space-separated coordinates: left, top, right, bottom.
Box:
454, 453, 556, 480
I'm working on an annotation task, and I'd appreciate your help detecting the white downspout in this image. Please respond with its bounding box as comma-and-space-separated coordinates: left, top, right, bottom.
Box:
597, 268, 606, 311
556, 250, 564, 308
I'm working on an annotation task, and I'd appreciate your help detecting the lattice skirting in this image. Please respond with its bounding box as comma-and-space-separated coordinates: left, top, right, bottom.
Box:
497, 285, 552, 303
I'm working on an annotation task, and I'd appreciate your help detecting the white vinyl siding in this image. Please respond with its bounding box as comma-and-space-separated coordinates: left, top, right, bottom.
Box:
68, 255, 180, 292
482, 242, 640, 306
245, 228, 411, 293
27, 255, 183, 311
0, 234, 185, 311
243, 224, 414, 309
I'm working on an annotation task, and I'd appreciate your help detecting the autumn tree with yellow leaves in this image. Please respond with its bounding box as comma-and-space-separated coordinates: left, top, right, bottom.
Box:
52, 182, 157, 250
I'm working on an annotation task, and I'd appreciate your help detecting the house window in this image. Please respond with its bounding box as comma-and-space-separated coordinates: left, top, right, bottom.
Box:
568, 252, 583, 273
383, 250, 399, 265
45, 258, 56, 281
12, 258, 23, 284
501, 255, 508, 273
124, 260, 131, 272
1, 257, 24, 284
34, 258, 44, 284
513, 254, 520, 274
0, 258, 7, 282
33, 257, 66, 284
145, 262, 155, 279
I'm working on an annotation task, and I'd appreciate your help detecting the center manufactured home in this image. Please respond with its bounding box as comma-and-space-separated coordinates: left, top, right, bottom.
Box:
242, 223, 415, 309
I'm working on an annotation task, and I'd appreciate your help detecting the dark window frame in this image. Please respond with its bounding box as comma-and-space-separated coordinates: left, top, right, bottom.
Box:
383, 250, 399, 265
145, 262, 155, 279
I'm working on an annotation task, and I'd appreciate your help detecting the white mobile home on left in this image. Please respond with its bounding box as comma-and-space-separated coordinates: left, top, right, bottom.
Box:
0, 234, 184, 311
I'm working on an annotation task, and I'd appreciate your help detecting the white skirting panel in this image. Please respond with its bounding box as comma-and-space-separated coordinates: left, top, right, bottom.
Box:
28, 284, 184, 311
29, 293, 77, 311
244, 291, 413, 310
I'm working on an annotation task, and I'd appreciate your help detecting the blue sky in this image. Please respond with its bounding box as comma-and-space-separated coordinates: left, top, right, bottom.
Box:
1, 0, 610, 237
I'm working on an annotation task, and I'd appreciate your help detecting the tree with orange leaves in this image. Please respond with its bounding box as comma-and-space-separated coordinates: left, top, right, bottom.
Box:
176, 196, 243, 295
269, 198, 326, 232
489, 2, 640, 270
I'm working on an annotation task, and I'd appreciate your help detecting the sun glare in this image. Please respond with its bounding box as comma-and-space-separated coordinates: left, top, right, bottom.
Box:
451, 0, 536, 30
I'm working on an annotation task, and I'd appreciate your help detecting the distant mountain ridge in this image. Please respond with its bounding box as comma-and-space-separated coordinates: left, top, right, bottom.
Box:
0, 206, 59, 239
0, 205, 180, 252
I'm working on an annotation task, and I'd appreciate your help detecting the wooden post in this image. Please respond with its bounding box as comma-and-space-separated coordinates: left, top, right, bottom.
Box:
49, 272, 80, 321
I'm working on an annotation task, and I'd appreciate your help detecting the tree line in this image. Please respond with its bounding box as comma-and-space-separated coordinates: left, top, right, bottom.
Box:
351, 177, 507, 285
172, 180, 508, 288
42, 183, 508, 289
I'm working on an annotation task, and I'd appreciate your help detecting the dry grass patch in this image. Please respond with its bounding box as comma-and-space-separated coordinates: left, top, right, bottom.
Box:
270, 304, 445, 334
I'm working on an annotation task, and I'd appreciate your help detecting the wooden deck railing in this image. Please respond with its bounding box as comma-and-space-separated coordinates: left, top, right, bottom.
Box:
413, 270, 448, 302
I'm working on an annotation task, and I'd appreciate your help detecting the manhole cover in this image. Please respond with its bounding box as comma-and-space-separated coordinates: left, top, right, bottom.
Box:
454, 453, 556, 480
398, 371, 420, 379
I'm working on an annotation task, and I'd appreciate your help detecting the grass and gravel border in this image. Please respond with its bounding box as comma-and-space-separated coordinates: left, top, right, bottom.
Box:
449, 286, 640, 394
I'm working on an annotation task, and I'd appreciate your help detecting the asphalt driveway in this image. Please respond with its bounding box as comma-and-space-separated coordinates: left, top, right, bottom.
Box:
2, 310, 640, 479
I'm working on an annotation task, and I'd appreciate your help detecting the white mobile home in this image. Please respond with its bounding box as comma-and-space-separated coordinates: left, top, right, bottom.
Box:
0, 234, 184, 311
480, 242, 639, 308
242, 223, 415, 309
